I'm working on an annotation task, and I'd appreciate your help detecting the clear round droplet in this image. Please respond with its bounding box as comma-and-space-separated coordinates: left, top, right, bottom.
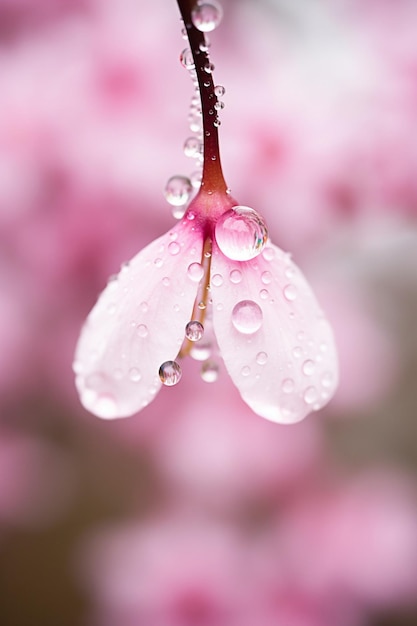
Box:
241, 365, 251, 377
168, 241, 181, 255
283, 284, 298, 301
164, 175, 192, 207
259, 289, 269, 300
159, 361, 182, 386
304, 386, 318, 405
282, 378, 295, 394
190, 170, 202, 189
293, 346, 303, 358
180, 48, 195, 70
185, 320, 204, 342
201, 360, 218, 382
187, 262, 204, 282
191, 1, 223, 32
129, 367, 142, 382
190, 341, 212, 361
302, 360, 315, 376
321, 372, 334, 388
256, 351, 268, 365
232, 300, 263, 334
204, 62, 215, 74
215, 206, 268, 261
211, 273, 223, 287
229, 269, 242, 284
184, 136, 202, 158
137, 324, 148, 338
214, 84, 225, 97
261, 271, 272, 285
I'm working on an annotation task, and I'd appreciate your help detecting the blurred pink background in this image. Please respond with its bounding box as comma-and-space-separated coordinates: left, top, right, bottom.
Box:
0, 0, 417, 625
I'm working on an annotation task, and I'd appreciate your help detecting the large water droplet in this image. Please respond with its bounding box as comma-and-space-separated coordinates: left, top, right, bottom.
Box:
191, 1, 223, 32
215, 206, 268, 261
180, 48, 195, 70
164, 175, 192, 207
231, 300, 263, 334
302, 360, 315, 376
187, 262, 204, 282
304, 386, 318, 405
184, 136, 202, 158
159, 361, 182, 386
283, 284, 297, 301
185, 320, 204, 342
201, 360, 218, 382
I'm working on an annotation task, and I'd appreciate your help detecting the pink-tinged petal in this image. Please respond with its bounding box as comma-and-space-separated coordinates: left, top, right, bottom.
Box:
211, 243, 338, 423
74, 219, 203, 419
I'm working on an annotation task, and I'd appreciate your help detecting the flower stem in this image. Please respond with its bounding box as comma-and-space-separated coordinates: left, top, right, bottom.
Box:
176, 0, 228, 194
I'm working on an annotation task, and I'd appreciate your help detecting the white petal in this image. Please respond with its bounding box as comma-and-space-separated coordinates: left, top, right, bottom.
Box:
74, 219, 203, 418
210, 243, 338, 423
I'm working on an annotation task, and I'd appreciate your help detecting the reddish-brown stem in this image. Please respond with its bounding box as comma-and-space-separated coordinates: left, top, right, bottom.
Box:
176, 0, 228, 194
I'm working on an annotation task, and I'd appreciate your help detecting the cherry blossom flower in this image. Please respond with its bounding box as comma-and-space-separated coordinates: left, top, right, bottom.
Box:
73, 0, 338, 424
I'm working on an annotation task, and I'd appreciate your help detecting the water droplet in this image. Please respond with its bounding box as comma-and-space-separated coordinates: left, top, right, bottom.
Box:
260, 271, 271, 285
262, 247, 275, 261
321, 372, 334, 388
184, 136, 202, 158
214, 84, 225, 97
190, 170, 202, 189
215, 206, 268, 261
154, 258, 163, 268
137, 324, 148, 338
214, 100, 224, 111
201, 360, 218, 382
285, 266, 295, 279
191, 1, 223, 32
282, 378, 295, 394
180, 48, 195, 70
168, 241, 181, 255
187, 262, 204, 282
198, 300, 206, 310
292, 346, 303, 358
129, 367, 142, 382
256, 351, 268, 365
190, 341, 211, 361
159, 361, 182, 386
232, 300, 263, 334
204, 62, 215, 74
283, 284, 297, 301
304, 386, 318, 405
164, 175, 192, 207
302, 360, 315, 376
229, 269, 242, 284
162, 276, 170, 287
211, 273, 223, 287
259, 289, 269, 300
185, 320, 204, 342
186, 211, 196, 220
140, 301, 149, 313
241, 365, 251, 377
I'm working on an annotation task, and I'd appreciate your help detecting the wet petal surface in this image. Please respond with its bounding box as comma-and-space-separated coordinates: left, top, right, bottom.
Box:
74, 219, 203, 418
210, 243, 338, 423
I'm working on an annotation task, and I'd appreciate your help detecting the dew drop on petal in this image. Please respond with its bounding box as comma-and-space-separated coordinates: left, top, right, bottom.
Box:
201, 360, 218, 382
282, 378, 295, 394
321, 371, 334, 388
231, 300, 263, 334
180, 48, 195, 70
93, 393, 119, 419
137, 324, 148, 338
302, 360, 315, 376
164, 175, 192, 207
283, 284, 298, 301
162, 276, 170, 287
190, 341, 211, 361
129, 367, 142, 382
215, 206, 268, 261
292, 346, 303, 358
259, 289, 269, 300
187, 262, 204, 282
211, 273, 223, 287
256, 351, 268, 365
261, 271, 272, 285
159, 361, 182, 386
304, 386, 318, 405
185, 320, 204, 342
168, 241, 181, 255
229, 269, 242, 284
184, 136, 202, 158
190, 170, 202, 189
214, 84, 225, 97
